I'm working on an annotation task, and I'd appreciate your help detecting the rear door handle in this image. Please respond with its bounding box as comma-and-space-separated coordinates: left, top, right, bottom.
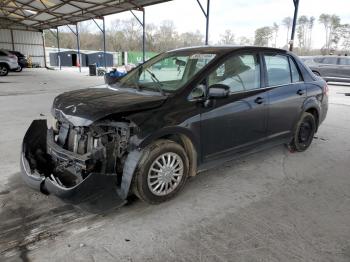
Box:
297, 89, 305, 96
254, 97, 264, 104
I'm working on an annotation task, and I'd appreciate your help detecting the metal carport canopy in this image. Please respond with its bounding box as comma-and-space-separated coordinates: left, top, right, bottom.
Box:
0, 0, 171, 30
0, 0, 299, 68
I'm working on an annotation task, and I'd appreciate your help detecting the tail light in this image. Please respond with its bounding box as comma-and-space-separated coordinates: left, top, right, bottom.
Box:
323, 83, 329, 96
9, 54, 18, 61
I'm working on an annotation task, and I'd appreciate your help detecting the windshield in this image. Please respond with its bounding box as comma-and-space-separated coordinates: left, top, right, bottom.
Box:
118, 51, 216, 94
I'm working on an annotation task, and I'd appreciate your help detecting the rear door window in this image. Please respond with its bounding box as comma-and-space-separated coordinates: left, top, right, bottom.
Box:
264, 54, 291, 86
314, 57, 324, 63
322, 57, 338, 65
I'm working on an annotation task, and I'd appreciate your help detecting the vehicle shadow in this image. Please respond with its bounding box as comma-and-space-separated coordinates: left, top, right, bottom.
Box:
0, 144, 288, 260
0, 173, 130, 260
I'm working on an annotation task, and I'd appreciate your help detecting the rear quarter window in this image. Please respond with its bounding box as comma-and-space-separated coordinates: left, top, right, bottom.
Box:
289, 57, 303, 82
339, 58, 350, 65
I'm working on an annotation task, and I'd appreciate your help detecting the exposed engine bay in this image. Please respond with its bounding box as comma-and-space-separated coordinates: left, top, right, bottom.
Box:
21, 115, 143, 204
48, 116, 136, 187
48, 118, 136, 188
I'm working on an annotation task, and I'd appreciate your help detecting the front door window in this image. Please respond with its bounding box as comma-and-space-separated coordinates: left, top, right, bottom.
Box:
208, 54, 261, 92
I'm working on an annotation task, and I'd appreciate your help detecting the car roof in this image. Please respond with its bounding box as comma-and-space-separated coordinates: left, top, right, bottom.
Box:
312, 55, 349, 58
0, 49, 10, 55
167, 45, 288, 55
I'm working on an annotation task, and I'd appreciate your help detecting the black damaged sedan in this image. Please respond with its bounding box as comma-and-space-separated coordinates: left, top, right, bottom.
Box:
21, 46, 328, 205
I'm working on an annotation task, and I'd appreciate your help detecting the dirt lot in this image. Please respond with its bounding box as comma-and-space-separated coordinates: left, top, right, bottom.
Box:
0, 68, 350, 262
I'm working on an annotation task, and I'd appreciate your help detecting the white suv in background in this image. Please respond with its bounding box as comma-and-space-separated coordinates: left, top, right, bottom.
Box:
0, 49, 19, 76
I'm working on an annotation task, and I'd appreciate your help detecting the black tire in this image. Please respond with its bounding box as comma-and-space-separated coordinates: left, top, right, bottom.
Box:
288, 112, 316, 152
0, 64, 9, 76
15, 66, 22, 72
312, 71, 321, 76
134, 139, 189, 204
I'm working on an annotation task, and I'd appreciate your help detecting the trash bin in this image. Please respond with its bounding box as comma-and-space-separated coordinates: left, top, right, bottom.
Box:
89, 64, 96, 76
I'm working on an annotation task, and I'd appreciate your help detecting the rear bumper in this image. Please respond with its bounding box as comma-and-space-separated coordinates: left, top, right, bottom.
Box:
20, 120, 132, 205
320, 95, 328, 125
8, 61, 19, 70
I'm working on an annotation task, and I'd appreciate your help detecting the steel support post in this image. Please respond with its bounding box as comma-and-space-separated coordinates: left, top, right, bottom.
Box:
142, 10, 145, 63
103, 17, 107, 68
130, 9, 146, 63
196, 0, 210, 45
56, 28, 61, 70
10, 29, 15, 50
41, 30, 47, 68
205, 0, 210, 45
93, 17, 107, 67
289, 0, 300, 51
76, 23, 81, 72
67, 24, 81, 72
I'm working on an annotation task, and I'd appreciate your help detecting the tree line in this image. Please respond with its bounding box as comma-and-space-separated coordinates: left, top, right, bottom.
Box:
44, 19, 204, 53
45, 14, 350, 55
253, 13, 350, 55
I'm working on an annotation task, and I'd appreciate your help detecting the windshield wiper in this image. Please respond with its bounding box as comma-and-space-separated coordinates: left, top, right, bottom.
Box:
145, 68, 165, 96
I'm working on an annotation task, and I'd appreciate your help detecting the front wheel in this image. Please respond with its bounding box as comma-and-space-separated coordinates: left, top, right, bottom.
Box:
15, 66, 22, 72
288, 112, 316, 152
134, 140, 189, 204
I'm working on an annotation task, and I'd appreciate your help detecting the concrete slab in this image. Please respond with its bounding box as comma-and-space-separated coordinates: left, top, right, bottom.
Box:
0, 69, 349, 261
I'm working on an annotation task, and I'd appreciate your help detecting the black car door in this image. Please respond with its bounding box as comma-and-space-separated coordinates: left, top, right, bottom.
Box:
263, 53, 306, 140
200, 52, 268, 160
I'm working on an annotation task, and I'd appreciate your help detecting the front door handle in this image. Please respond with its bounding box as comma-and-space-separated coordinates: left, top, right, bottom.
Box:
254, 97, 264, 104
297, 89, 305, 96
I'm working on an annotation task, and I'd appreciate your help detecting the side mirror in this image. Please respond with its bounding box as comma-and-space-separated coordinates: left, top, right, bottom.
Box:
208, 84, 230, 98
190, 84, 206, 100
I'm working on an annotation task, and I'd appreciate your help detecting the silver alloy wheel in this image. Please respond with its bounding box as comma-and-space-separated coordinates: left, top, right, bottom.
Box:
147, 152, 184, 196
0, 66, 7, 76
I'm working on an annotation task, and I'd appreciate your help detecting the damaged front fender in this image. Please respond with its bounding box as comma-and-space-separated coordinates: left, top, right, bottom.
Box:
20, 120, 143, 205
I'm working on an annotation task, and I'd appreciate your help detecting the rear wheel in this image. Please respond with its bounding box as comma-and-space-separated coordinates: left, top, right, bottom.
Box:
288, 112, 316, 152
134, 139, 189, 204
0, 64, 9, 76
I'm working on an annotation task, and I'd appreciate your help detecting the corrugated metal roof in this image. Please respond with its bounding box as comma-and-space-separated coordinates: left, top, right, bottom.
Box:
0, 0, 172, 31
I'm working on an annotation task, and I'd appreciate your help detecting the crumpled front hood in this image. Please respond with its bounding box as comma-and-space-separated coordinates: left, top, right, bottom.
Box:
52, 86, 166, 126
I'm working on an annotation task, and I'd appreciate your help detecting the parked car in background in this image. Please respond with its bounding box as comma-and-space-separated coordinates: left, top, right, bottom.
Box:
300, 55, 350, 83
21, 46, 328, 205
8, 50, 28, 72
0, 49, 19, 76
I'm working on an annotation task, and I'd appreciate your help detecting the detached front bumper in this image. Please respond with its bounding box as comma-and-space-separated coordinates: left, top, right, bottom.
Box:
20, 120, 141, 206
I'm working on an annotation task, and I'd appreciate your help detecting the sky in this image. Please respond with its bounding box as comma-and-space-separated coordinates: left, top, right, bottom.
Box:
102, 0, 350, 48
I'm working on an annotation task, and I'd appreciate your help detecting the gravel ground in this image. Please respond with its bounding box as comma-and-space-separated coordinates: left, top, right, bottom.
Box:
0, 68, 349, 262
